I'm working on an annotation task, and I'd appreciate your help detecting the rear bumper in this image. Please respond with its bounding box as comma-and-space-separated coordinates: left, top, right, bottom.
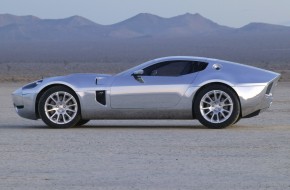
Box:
234, 75, 280, 118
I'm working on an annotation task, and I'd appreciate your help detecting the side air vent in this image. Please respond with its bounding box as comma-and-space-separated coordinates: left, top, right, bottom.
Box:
96, 91, 106, 105
95, 78, 98, 85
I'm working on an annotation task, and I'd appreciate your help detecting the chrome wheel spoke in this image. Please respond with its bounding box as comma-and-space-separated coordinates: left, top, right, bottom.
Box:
216, 114, 220, 122
206, 95, 214, 102
56, 113, 60, 122
63, 92, 68, 100
46, 107, 57, 112
222, 103, 233, 107
50, 96, 57, 103
65, 96, 73, 103
65, 113, 72, 119
46, 103, 55, 107
56, 92, 60, 102
218, 92, 223, 101
214, 90, 218, 101
49, 112, 57, 120
66, 108, 76, 113
66, 104, 77, 107
201, 100, 211, 104
223, 109, 230, 113
220, 111, 226, 118
210, 113, 215, 122
62, 113, 67, 123
205, 110, 212, 116
222, 97, 229, 103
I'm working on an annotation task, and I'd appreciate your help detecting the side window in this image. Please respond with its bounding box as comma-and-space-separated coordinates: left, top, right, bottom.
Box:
142, 61, 208, 77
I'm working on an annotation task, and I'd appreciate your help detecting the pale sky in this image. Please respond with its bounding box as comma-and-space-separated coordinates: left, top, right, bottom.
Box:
1, 0, 290, 27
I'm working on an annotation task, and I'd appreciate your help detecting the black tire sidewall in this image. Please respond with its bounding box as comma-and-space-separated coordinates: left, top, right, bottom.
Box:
38, 86, 81, 128
194, 84, 240, 129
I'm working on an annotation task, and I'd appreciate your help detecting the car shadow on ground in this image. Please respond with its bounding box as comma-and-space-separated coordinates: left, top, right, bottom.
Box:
75, 124, 207, 129
0, 123, 248, 130
0, 124, 207, 129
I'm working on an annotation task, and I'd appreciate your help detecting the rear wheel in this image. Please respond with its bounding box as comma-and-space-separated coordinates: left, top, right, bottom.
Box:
194, 84, 240, 129
38, 86, 81, 128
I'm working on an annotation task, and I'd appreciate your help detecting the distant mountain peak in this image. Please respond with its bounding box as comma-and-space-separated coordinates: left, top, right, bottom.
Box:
67, 15, 88, 20
0, 13, 39, 27
112, 12, 163, 29
127, 13, 163, 21
0, 13, 38, 19
135, 13, 156, 17
183, 12, 202, 17
62, 15, 97, 26
172, 12, 211, 22
240, 22, 290, 32
167, 12, 228, 32
132, 12, 206, 21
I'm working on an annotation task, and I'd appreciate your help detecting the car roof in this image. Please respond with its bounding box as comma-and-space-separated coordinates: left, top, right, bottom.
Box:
116, 56, 219, 76
152, 56, 218, 63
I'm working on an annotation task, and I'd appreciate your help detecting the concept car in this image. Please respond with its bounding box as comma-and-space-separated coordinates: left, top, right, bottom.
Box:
12, 56, 280, 129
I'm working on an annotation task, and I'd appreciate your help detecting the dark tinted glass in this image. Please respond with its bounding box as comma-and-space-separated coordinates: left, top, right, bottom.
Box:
143, 61, 204, 76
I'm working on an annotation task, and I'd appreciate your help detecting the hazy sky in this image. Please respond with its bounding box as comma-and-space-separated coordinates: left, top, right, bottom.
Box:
1, 0, 290, 27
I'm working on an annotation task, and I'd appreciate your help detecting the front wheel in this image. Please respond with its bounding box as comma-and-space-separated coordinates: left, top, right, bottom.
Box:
38, 86, 81, 128
194, 84, 240, 129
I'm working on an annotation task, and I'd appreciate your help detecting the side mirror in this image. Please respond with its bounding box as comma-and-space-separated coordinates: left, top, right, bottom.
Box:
132, 69, 144, 76
132, 69, 144, 83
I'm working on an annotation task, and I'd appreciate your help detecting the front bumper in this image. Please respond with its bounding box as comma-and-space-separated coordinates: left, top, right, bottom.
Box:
12, 88, 38, 120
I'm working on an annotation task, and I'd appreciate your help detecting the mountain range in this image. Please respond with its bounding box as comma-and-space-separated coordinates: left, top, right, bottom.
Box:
0, 13, 290, 66
1, 13, 290, 41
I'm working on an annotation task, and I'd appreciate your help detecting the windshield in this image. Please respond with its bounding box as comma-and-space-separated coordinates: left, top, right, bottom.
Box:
115, 59, 155, 76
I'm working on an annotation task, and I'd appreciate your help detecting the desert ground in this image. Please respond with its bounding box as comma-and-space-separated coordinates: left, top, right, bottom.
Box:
0, 82, 290, 190
1, 61, 290, 82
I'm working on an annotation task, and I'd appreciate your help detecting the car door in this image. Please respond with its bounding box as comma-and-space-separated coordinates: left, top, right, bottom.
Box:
110, 60, 200, 109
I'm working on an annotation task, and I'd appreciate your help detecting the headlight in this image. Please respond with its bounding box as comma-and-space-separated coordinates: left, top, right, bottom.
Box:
22, 79, 43, 90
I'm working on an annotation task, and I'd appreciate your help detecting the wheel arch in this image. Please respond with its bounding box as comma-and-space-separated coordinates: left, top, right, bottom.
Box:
35, 84, 82, 118
192, 82, 242, 119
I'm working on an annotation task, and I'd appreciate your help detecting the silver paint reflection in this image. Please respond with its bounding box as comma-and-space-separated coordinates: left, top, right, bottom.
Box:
12, 56, 280, 121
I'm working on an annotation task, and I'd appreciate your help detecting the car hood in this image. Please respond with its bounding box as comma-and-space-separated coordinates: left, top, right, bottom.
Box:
66, 73, 112, 82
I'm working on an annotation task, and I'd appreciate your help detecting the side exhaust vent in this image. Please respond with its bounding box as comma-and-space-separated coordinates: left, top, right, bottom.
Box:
96, 91, 106, 105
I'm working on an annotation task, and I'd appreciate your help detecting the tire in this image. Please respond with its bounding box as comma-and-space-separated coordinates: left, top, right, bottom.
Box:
76, 119, 90, 126
38, 86, 81, 128
194, 84, 240, 129
234, 117, 241, 124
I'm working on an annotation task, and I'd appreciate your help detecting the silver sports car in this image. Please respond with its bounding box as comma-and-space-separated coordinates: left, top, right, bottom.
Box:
12, 56, 280, 129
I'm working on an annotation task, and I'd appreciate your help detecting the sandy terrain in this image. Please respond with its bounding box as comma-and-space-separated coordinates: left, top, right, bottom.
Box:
0, 82, 290, 190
